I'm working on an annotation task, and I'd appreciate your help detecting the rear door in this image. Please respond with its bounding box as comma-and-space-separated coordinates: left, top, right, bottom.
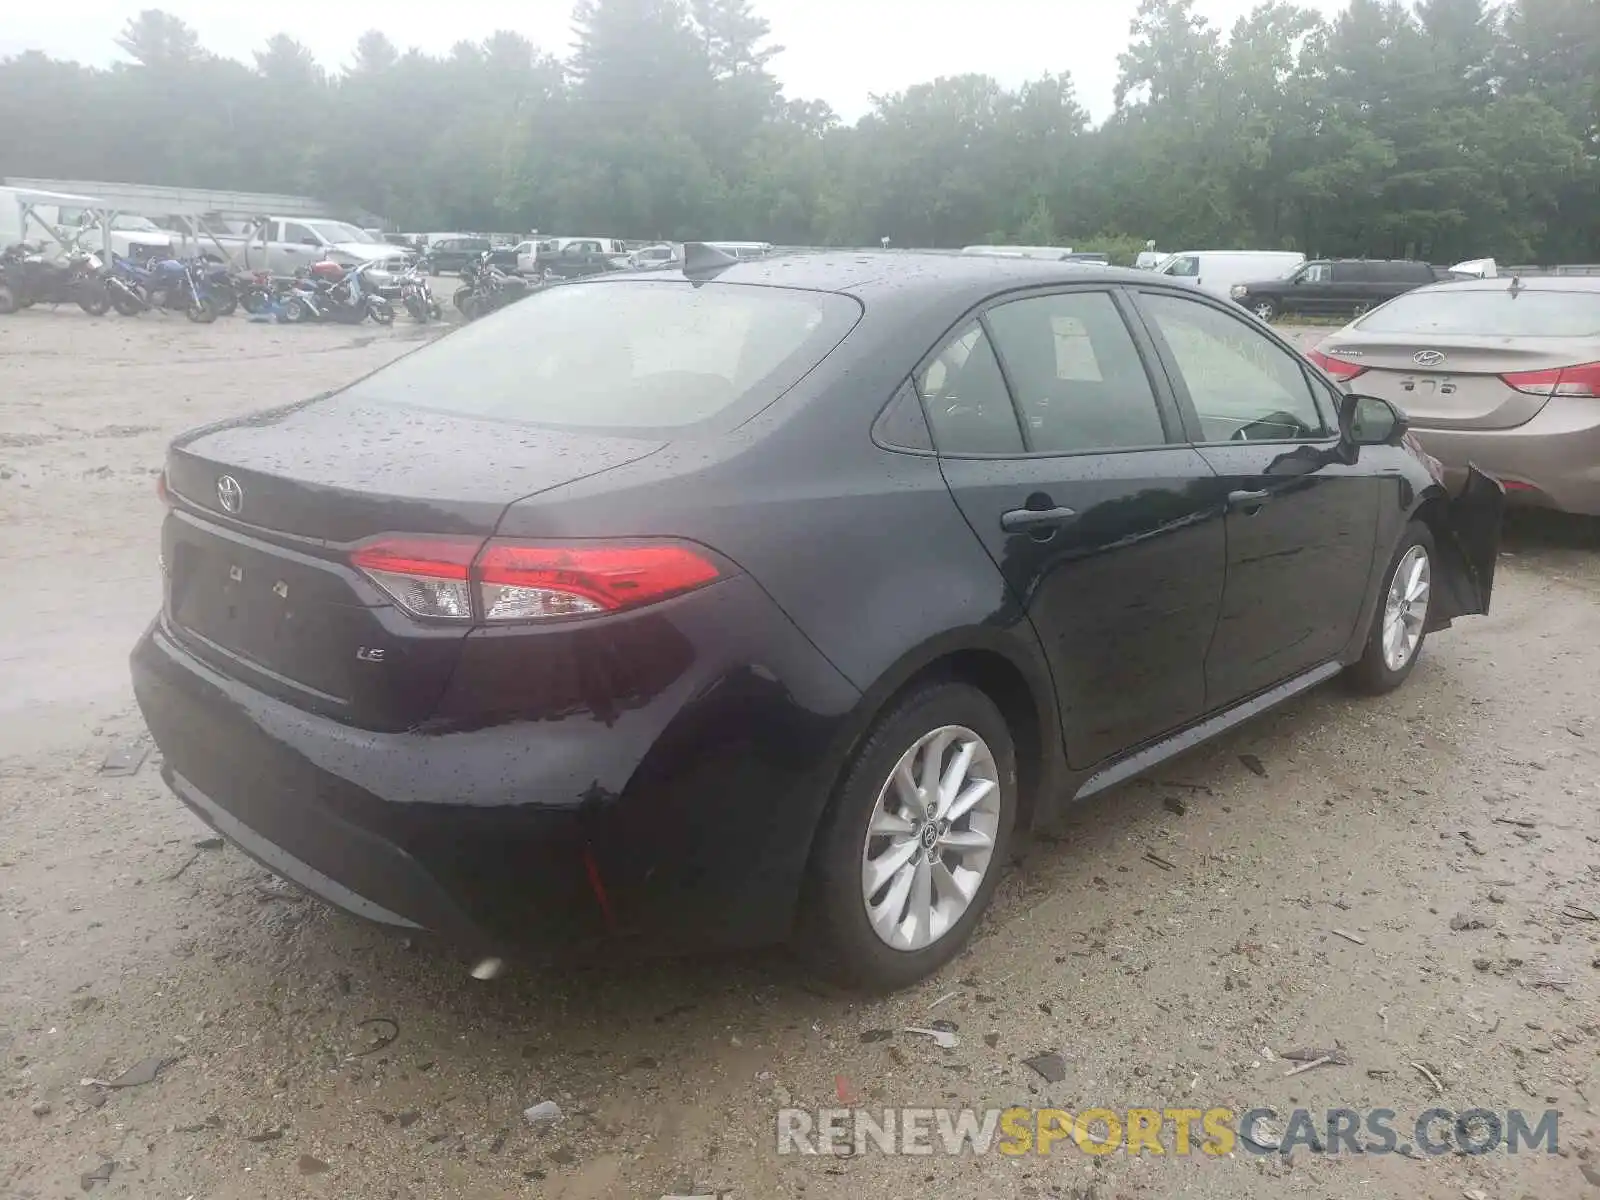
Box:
925, 286, 1227, 768
1130, 288, 1381, 706
1330, 261, 1373, 315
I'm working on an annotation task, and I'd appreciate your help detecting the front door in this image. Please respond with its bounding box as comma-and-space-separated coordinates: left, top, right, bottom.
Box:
1130, 288, 1381, 707
920, 287, 1228, 768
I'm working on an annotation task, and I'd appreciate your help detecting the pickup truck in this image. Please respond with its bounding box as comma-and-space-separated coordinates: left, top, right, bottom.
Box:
173, 217, 414, 280
1230, 259, 1442, 322
536, 239, 624, 280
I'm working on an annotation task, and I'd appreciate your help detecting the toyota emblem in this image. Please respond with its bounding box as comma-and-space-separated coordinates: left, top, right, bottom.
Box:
1413, 350, 1446, 367
216, 474, 243, 514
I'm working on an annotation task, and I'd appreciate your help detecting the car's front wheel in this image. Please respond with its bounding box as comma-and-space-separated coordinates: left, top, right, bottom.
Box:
797, 681, 1017, 991
1251, 299, 1278, 322
1347, 521, 1435, 694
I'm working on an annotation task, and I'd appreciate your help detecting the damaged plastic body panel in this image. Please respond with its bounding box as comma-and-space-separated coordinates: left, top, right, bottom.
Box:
1427, 465, 1505, 630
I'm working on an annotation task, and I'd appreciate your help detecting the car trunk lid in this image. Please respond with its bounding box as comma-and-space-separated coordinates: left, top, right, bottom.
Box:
1320, 335, 1577, 430
162, 395, 665, 729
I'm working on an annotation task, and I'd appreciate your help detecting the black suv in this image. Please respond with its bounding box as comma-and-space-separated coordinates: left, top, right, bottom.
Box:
1232, 260, 1442, 322
426, 237, 519, 276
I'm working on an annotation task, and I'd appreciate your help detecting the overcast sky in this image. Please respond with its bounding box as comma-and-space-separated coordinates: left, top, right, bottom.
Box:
1, 0, 1351, 123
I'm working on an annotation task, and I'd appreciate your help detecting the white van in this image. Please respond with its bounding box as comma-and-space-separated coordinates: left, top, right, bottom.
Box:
1154, 250, 1305, 297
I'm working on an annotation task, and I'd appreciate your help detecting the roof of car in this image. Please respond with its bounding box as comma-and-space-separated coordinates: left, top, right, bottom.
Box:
1422, 274, 1600, 293
575, 249, 1163, 307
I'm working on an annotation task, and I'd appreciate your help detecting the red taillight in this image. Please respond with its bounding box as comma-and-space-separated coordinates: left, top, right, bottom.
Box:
350, 535, 722, 623
156, 470, 170, 505
1308, 347, 1367, 382
1500, 360, 1600, 398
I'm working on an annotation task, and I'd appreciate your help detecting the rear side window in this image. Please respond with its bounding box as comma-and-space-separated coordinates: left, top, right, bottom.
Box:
1164, 256, 1200, 278
1332, 262, 1369, 283
985, 291, 1167, 453
1358, 288, 1600, 337
916, 323, 1023, 455
1139, 292, 1329, 442
342, 280, 860, 433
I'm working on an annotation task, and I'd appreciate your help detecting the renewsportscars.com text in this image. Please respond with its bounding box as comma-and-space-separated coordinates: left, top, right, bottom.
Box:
776, 1106, 1560, 1158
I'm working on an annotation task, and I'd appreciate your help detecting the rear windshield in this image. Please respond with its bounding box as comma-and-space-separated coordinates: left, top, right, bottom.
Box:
344, 279, 860, 433
1358, 288, 1600, 337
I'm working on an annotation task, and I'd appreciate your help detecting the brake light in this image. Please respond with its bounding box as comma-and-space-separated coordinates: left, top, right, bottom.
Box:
350, 536, 722, 623
1307, 347, 1367, 382
156, 470, 170, 505
1500, 360, 1600, 398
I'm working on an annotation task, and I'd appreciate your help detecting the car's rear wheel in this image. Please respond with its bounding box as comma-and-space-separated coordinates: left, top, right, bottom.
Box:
1347, 521, 1435, 694
796, 681, 1017, 991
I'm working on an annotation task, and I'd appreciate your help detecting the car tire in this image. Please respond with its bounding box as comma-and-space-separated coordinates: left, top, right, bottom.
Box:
795, 680, 1017, 992
1251, 299, 1278, 323
1346, 521, 1436, 695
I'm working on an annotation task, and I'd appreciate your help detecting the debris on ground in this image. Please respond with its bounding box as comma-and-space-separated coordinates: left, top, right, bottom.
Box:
297, 1154, 330, 1175
1023, 1052, 1067, 1083
1239, 754, 1267, 777
350, 1017, 399, 1056
79, 1160, 116, 1190
245, 1128, 285, 1143
1142, 850, 1177, 871
523, 1100, 563, 1127
835, 1075, 860, 1104
95, 1054, 171, 1089
1488, 889, 1508, 904
903, 1026, 959, 1050
99, 740, 149, 776
1241, 1114, 1281, 1150
1331, 928, 1366, 945
858, 1029, 894, 1043
1162, 796, 1187, 816
194, 837, 224, 850
1492, 816, 1537, 829
1280, 1047, 1352, 1066
1560, 904, 1598, 923
1411, 1061, 1445, 1095
1450, 914, 1489, 931
30, 1099, 51, 1116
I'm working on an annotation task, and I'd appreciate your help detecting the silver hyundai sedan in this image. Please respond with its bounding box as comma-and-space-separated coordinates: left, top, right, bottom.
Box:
1310, 276, 1600, 515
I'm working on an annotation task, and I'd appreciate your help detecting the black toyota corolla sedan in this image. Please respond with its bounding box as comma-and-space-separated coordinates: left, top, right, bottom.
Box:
132, 247, 1504, 991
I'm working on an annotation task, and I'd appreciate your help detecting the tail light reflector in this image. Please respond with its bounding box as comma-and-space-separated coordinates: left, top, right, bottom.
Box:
1500, 360, 1600, 398
1307, 347, 1367, 382
156, 470, 171, 505
350, 536, 478, 621
350, 536, 722, 623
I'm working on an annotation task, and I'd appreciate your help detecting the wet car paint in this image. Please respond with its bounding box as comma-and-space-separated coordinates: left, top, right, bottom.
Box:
132, 254, 1503, 960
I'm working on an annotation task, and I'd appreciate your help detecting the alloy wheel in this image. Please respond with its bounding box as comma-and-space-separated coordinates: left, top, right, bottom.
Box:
860, 725, 1001, 951
1382, 545, 1431, 671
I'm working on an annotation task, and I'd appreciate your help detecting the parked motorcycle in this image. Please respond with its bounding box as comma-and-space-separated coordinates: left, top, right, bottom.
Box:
453, 251, 534, 321
396, 264, 442, 323
108, 254, 219, 322
0, 242, 109, 315
281, 261, 394, 325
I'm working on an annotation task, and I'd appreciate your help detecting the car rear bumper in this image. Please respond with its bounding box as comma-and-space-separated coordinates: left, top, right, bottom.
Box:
130, 574, 861, 957
1410, 396, 1600, 516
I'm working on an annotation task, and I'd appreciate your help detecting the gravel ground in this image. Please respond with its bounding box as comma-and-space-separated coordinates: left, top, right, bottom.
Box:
2, 311, 1598, 1200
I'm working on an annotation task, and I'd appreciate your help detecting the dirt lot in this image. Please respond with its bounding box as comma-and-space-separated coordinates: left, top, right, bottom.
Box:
2, 309, 1598, 1200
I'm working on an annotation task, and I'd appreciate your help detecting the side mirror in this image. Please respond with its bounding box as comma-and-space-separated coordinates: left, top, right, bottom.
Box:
1340, 393, 1408, 447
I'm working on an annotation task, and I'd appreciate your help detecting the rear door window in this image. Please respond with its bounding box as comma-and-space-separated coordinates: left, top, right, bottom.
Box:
1332, 262, 1370, 283
985, 291, 1169, 453
341, 280, 860, 434
916, 323, 1024, 455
